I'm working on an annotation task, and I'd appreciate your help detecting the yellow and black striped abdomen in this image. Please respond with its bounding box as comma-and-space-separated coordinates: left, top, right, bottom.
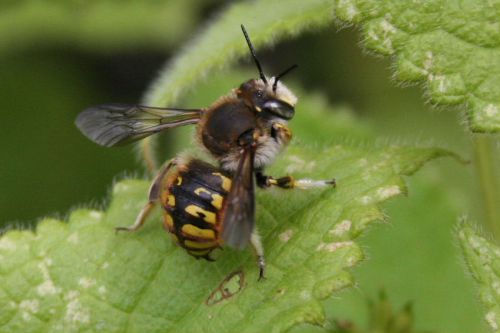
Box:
161, 158, 232, 260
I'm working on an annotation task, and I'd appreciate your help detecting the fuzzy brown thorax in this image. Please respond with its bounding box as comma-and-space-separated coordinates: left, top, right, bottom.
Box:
197, 79, 296, 172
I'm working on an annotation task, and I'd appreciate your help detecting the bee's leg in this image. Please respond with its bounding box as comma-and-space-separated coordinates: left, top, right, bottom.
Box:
115, 201, 156, 233
116, 159, 176, 233
256, 171, 335, 189
141, 138, 158, 175
250, 229, 266, 281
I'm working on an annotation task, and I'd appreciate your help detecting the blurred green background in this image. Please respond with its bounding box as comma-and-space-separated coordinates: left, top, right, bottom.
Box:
0, 1, 490, 332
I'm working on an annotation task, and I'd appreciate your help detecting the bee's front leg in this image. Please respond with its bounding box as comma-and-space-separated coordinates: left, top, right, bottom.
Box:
256, 171, 336, 189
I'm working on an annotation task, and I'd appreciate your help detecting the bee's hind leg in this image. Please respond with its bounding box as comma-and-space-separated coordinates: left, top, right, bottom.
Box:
115, 201, 156, 233
250, 228, 266, 281
115, 159, 176, 233
255, 171, 336, 189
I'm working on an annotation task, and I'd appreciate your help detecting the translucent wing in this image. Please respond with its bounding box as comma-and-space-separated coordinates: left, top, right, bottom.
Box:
221, 146, 255, 249
75, 103, 202, 147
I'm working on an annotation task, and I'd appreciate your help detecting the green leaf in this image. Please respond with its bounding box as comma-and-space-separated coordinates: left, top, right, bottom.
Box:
458, 222, 500, 333
330, 163, 484, 332
335, 0, 500, 133
0, 2, 465, 331
0, 140, 452, 332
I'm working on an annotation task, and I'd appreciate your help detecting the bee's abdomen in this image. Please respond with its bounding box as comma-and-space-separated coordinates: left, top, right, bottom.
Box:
161, 159, 231, 259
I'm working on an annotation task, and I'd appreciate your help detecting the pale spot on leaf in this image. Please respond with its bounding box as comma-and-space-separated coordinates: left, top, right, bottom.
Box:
316, 241, 353, 252
279, 229, 294, 242
64, 290, 90, 325
37, 259, 60, 296
98, 286, 107, 296
285, 155, 316, 174
79, 277, 96, 289
359, 196, 372, 205
357, 158, 368, 167
486, 311, 498, 330
20, 299, 39, 321
113, 183, 129, 194
424, 51, 433, 71
89, 211, 103, 219
300, 290, 311, 300
376, 185, 401, 200
484, 104, 499, 117
67, 232, 79, 245
329, 220, 352, 237
338, 0, 358, 20
37, 280, 60, 296
0, 238, 16, 251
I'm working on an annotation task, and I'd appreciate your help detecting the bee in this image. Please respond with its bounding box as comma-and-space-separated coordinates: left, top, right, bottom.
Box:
75, 25, 335, 280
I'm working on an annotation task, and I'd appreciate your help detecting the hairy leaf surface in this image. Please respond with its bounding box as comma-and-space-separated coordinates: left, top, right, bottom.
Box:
459, 223, 500, 333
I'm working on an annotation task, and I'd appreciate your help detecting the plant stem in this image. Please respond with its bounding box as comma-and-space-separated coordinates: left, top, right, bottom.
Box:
473, 136, 500, 241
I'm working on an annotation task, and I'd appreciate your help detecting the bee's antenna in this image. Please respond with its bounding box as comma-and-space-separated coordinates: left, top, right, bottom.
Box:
241, 24, 267, 84
272, 64, 298, 92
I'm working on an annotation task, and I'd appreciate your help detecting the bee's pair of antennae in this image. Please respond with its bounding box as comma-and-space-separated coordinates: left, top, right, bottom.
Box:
240, 25, 297, 92
272, 64, 298, 92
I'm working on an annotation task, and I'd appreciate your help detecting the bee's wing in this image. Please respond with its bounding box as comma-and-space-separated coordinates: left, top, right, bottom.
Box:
221, 146, 255, 249
75, 103, 202, 147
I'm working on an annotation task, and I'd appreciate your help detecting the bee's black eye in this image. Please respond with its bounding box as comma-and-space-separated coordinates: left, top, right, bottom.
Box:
262, 100, 295, 120
255, 90, 264, 98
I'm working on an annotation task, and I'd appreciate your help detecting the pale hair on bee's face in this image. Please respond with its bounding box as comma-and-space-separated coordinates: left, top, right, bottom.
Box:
253, 77, 298, 107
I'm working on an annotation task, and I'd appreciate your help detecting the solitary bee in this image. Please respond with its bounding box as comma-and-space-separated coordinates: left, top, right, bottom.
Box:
76, 25, 335, 279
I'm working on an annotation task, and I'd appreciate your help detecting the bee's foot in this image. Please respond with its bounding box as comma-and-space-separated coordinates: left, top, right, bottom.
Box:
326, 178, 337, 187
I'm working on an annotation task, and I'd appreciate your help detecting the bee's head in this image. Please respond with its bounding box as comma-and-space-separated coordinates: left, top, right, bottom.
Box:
239, 25, 298, 120
236, 76, 297, 120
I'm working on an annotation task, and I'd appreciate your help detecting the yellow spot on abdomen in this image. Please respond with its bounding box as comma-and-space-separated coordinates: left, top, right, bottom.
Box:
185, 205, 216, 224
188, 249, 210, 257
211, 194, 223, 210
181, 224, 215, 240
176, 176, 182, 185
170, 234, 179, 244
194, 187, 211, 196
167, 195, 176, 206
212, 172, 232, 192
164, 213, 174, 230
184, 239, 217, 249
194, 187, 224, 210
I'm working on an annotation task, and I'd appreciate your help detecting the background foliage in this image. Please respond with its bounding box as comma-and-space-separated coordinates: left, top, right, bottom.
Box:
1, 1, 499, 332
